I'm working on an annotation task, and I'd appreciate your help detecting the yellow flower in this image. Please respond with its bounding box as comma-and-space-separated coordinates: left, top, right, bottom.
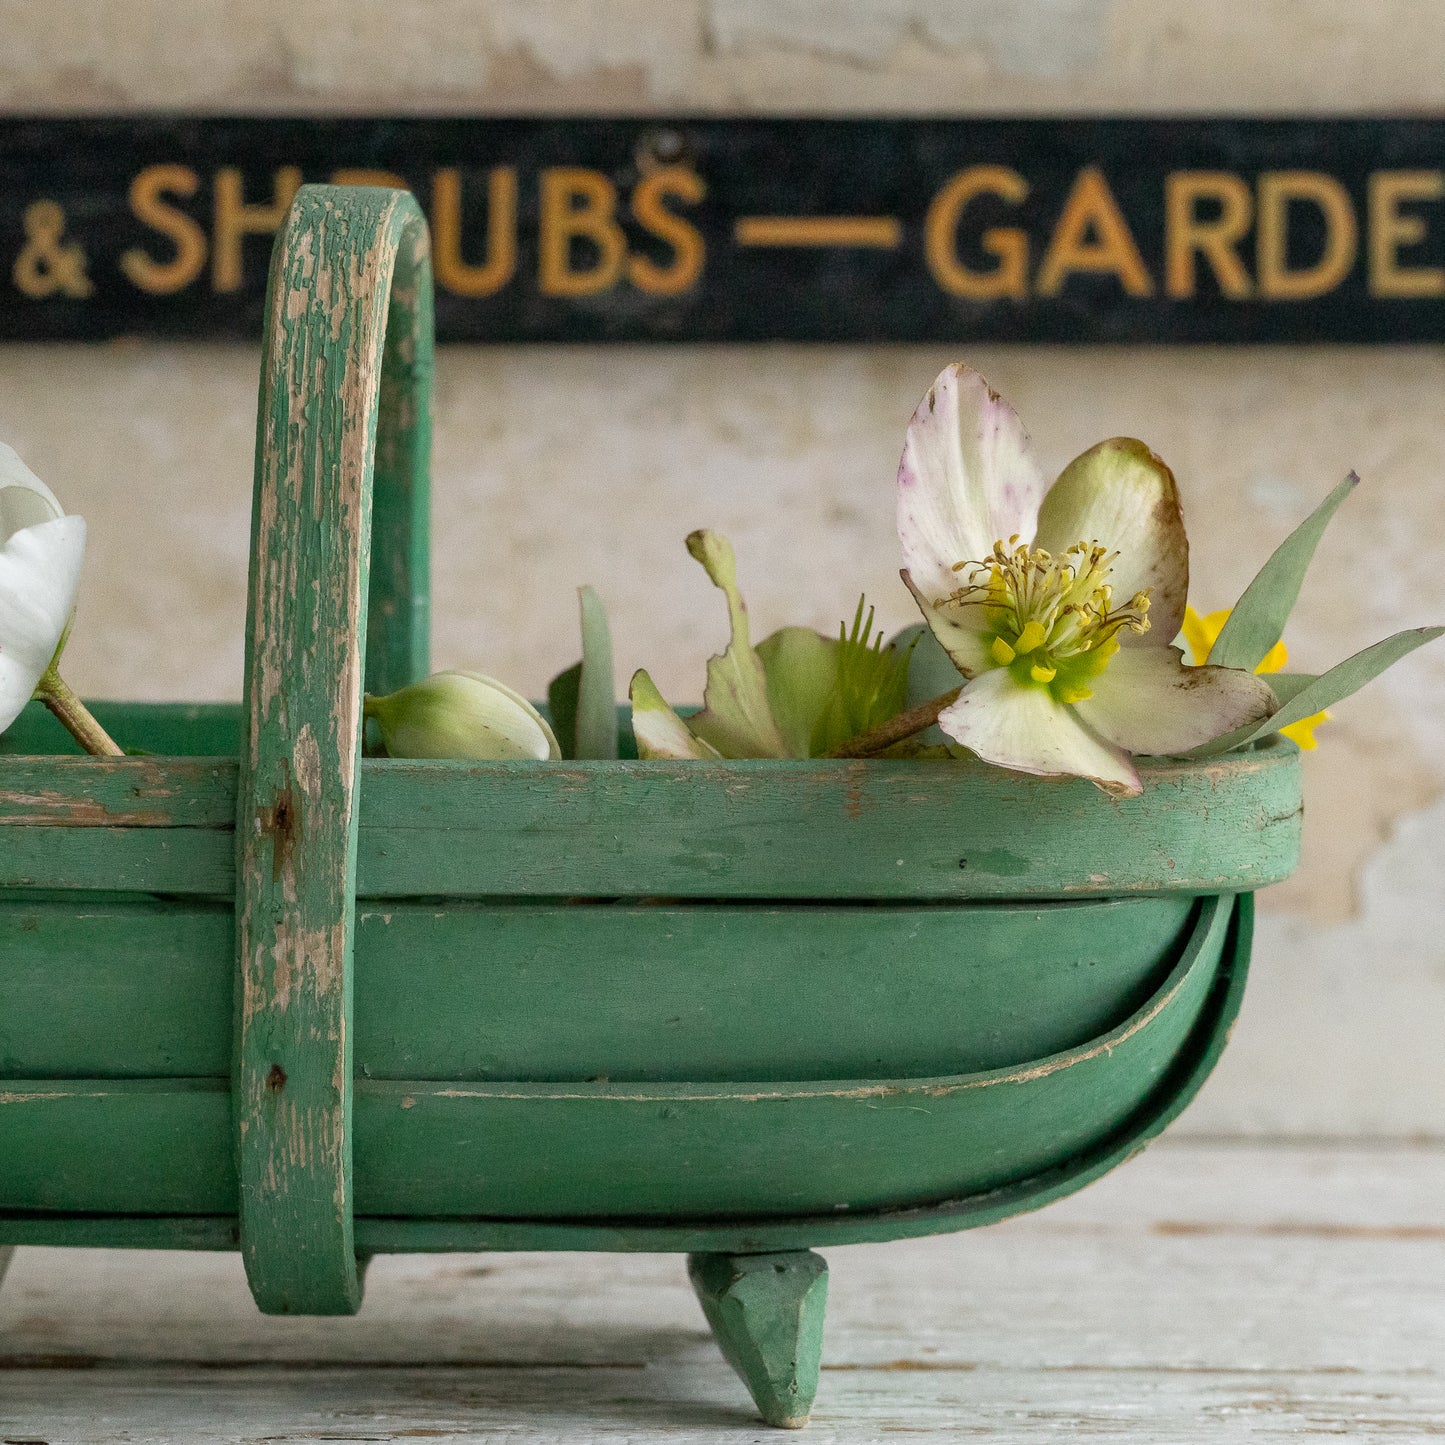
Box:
1181, 607, 1328, 750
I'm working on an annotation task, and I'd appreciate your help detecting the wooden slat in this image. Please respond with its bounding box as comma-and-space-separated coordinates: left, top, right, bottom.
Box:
0, 741, 1301, 899
234, 186, 433, 1317
0, 895, 1196, 1083
0, 756, 234, 826
0, 895, 1229, 1229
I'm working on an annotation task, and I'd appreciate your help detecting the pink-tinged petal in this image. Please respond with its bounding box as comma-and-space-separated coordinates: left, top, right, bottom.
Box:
901, 569, 994, 679
1074, 644, 1276, 756
937, 665, 1142, 796
897, 363, 1046, 604
0, 514, 85, 732
1035, 437, 1189, 645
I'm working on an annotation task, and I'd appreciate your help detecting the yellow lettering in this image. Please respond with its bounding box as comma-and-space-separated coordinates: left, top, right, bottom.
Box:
924, 165, 1029, 300
431, 167, 517, 298
1165, 171, 1253, 299
627, 165, 705, 296
329, 169, 409, 190
1037, 167, 1154, 298
1257, 171, 1357, 300
120, 165, 207, 295
212, 166, 302, 293
1368, 169, 1445, 299
539, 168, 625, 298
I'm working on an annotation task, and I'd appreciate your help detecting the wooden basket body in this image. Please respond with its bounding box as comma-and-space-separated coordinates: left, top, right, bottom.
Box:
0, 188, 1301, 1320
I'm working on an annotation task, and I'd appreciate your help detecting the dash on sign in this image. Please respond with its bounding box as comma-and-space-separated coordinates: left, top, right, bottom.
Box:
733, 216, 903, 248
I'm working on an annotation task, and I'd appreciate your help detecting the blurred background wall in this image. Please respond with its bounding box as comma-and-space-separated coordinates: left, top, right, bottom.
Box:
2, 0, 1442, 1138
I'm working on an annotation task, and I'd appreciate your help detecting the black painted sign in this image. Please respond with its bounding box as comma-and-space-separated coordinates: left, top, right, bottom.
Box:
2, 116, 1443, 343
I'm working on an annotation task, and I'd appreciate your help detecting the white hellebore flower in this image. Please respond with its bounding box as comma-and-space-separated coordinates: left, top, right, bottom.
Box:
0, 443, 86, 734
365, 670, 560, 761
898, 364, 1275, 795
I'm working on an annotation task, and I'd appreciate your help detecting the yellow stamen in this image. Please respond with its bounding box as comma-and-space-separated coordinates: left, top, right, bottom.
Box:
936, 536, 1153, 705
1016, 619, 1048, 655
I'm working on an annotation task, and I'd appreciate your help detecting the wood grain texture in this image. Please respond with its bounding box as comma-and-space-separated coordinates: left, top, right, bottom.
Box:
0, 741, 1301, 900
0, 896, 1239, 1241
0, 894, 1196, 1082
1, 1141, 1440, 1441
234, 185, 432, 1316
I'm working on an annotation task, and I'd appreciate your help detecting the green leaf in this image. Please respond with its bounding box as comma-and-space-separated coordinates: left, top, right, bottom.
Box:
756, 626, 836, 758
683, 530, 792, 759
1194, 629, 1443, 756
1263, 672, 1319, 708
546, 661, 581, 759
629, 668, 721, 760
1208, 472, 1357, 670
575, 585, 618, 760
892, 621, 958, 747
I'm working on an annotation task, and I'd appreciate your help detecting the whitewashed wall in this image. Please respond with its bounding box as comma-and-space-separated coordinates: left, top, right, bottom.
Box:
2, 1, 1442, 1138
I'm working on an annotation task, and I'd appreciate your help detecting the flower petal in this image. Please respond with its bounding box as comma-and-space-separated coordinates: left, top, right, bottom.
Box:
902, 569, 994, 679
937, 665, 1142, 795
1035, 437, 1188, 645
0, 443, 64, 543
1074, 645, 1276, 756
629, 668, 722, 761
0, 514, 86, 732
897, 363, 1046, 605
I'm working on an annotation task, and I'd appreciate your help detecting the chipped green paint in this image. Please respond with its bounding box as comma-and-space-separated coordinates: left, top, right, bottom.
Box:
235, 185, 432, 1317
690, 1251, 829, 1428
0, 187, 1300, 1429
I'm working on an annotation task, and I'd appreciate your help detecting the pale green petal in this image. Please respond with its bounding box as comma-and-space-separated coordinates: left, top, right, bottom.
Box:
0, 514, 86, 733
756, 626, 835, 759
0, 443, 63, 543
684, 530, 792, 758
1074, 645, 1275, 756
1035, 437, 1189, 646
937, 665, 1142, 795
897, 363, 1046, 604
368, 670, 559, 761
629, 668, 722, 760
902, 569, 994, 679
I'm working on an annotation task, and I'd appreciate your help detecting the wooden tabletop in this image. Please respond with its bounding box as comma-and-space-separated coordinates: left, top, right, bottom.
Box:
2, 1138, 1442, 1443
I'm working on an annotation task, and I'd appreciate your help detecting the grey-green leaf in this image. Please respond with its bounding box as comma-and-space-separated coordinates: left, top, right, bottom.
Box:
575, 584, 618, 760
1208, 472, 1357, 670
546, 661, 581, 759
1194, 628, 1443, 756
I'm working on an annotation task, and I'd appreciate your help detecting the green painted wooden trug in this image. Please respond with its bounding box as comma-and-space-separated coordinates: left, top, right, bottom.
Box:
689, 1251, 829, 1428
0, 185, 1304, 1430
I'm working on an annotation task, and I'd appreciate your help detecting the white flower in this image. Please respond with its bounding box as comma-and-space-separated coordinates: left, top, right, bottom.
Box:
897, 364, 1275, 795
0, 444, 86, 734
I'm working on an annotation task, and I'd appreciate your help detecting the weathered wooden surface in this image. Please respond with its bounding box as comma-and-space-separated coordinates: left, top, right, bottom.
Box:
0, 896, 1235, 1237
0, 894, 1197, 1081
1, 1141, 1441, 1442
0, 743, 1301, 900
233, 185, 432, 1316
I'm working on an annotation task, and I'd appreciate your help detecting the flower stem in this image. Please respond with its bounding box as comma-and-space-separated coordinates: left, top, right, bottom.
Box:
36, 667, 124, 757
825, 685, 962, 759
